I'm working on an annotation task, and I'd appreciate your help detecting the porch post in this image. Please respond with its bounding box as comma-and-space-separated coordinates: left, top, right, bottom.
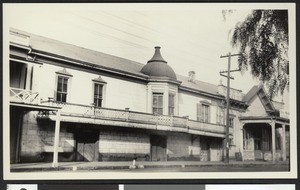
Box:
271, 120, 276, 162
52, 110, 61, 168
282, 124, 286, 161
25, 64, 33, 90
240, 123, 245, 161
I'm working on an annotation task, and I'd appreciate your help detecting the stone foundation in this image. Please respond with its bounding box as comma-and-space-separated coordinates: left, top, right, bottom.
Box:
19, 111, 75, 163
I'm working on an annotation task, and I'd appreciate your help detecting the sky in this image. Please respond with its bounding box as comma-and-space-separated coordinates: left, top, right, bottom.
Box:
4, 3, 293, 105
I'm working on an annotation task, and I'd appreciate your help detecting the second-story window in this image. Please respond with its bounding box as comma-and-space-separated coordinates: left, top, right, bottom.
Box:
217, 107, 225, 124
94, 83, 103, 107
197, 102, 210, 122
168, 94, 175, 116
153, 93, 163, 115
202, 104, 210, 123
56, 76, 68, 102
55, 68, 72, 103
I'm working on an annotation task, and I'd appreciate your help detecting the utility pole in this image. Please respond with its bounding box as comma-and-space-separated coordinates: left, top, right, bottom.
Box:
220, 52, 241, 164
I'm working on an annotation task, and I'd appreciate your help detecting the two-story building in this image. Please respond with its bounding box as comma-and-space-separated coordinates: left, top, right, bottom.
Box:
9, 28, 290, 166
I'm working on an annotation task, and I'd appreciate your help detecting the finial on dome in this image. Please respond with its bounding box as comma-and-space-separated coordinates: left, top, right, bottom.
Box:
147, 46, 167, 63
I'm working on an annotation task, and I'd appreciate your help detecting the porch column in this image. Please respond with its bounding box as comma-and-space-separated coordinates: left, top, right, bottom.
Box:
240, 123, 245, 161
25, 64, 33, 90
52, 110, 61, 168
281, 124, 286, 161
271, 121, 276, 162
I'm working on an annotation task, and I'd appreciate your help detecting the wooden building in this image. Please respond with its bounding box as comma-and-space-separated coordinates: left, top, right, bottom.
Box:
9, 28, 290, 166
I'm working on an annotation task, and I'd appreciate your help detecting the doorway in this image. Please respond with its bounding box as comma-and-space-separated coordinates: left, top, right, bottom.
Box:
75, 130, 99, 162
150, 135, 167, 161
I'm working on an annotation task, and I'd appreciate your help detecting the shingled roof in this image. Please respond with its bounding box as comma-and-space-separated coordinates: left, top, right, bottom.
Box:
177, 75, 218, 95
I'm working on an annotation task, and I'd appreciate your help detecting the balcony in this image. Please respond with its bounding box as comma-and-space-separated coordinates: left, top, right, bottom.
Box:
10, 87, 40, 104
39, 101, 232, 138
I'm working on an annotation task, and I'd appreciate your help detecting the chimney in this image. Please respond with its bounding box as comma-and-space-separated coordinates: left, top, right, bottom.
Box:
188, 71, 196, 83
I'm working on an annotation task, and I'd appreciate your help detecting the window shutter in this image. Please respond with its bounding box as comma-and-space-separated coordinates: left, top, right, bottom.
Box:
54, 90, 57, 101
197, 103, 201, 121
208, 106, 211, 123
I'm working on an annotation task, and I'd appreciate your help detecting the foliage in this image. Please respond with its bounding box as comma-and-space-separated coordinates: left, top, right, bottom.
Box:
231, 10, 289, 99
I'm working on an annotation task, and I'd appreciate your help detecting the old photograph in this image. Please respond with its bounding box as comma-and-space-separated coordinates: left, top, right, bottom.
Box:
3, 3, 296, 179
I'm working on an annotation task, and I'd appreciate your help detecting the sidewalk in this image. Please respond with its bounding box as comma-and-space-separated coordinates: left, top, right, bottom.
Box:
10, 160, 289, 172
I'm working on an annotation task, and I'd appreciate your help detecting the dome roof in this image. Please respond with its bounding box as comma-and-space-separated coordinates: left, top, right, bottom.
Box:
141, 47, 177, 80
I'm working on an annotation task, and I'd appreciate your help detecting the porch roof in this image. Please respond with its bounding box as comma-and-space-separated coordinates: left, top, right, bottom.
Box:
10, 102, 61, 111
239, 116, 289, 124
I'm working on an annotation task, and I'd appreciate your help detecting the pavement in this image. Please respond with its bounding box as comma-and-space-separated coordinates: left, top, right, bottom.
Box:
10, 160, 290, 172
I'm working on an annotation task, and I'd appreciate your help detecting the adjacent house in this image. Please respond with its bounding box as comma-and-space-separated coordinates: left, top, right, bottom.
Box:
9, 28, 290, 166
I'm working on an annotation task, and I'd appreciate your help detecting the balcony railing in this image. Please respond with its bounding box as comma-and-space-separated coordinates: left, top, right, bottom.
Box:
40, 100, 232, 137
10, 87, 40, 104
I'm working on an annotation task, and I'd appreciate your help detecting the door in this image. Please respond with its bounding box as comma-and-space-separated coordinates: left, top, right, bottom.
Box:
76, 131, 99, 162
200, 137, 210, 161
209, 140, 222, 161
10, 61, 27, 89
150, 135, 167, 161
10, 108, 23, 163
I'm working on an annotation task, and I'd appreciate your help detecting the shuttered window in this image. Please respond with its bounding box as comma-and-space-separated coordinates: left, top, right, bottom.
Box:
197, 103, 210, 123
197, 103, 202, 121
202, 104, 210, 123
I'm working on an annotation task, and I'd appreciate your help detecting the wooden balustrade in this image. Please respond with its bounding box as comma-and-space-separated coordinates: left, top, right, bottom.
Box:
10, 87, 40, 104
40, 100, 231, 136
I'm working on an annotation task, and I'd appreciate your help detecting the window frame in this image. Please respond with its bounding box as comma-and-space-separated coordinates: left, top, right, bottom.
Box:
216, 106, 225, 125
168, 93, 175, 116
93, 82, 104, 107
197, 101, 211, 123
152, 93, 164, 115
55, 75, 69, 103
202, 104, 210, 123
55, 69, 72, 103
92, 76, 107, 108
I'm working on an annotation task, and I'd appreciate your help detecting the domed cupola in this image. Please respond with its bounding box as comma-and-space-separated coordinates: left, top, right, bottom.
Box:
141, 47, 177, 80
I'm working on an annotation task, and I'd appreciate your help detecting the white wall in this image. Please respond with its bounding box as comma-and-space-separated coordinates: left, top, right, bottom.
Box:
178, 92, 218, 122
244, 96, 268, 117
34, 64, 147, 112
104, 77, 147, 112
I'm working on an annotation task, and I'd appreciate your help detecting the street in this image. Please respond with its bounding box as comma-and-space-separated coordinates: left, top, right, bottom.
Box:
84, 164, 289, 172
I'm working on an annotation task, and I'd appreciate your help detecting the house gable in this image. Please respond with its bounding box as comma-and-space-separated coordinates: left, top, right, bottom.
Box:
243, 85, 276, 117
